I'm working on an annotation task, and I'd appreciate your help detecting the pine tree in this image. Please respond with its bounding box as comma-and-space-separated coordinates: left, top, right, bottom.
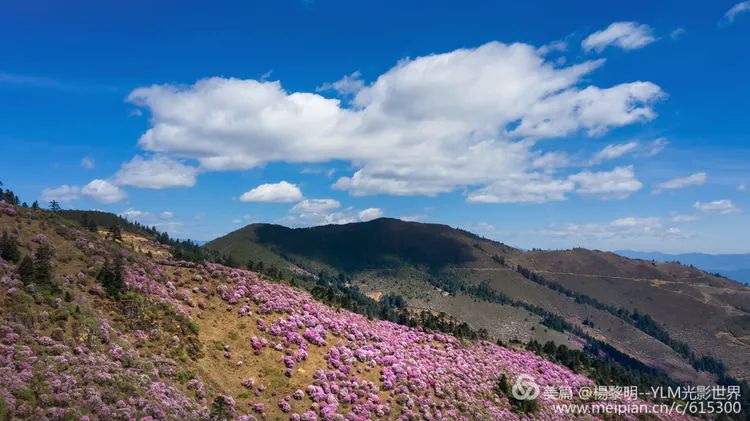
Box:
0, 231, 21, 262
97, 255, 126, 298
209, 395, 234, 420
17, 255, 34, 285
49, 200, 61, 212
31, 201, 39, 210
33, 243, 54, 285
109, 225, 122, 241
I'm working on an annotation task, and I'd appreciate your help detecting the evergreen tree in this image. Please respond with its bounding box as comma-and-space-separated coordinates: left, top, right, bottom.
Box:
0, 231, 21, 262
31, 201, 39, 210
209, 396, 234, 420
267, 265, 279, 278
17, 255, 34, 285
48, 200, 61, 212
97, 256, 126, 298
0, 188, 20, 205
33, 243, 54, 284
109, 225, 122, 241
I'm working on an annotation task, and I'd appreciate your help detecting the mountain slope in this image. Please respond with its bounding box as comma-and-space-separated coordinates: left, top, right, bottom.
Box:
2, 204, 673, 420
616, 249, 750, 284
206, 219, 750, 383
206, 218, 486, 273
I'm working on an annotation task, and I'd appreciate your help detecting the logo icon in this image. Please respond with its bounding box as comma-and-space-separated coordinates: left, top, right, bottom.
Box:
511, 374, 540, 401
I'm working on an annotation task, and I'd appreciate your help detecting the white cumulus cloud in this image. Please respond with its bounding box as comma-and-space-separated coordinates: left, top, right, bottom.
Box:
589, 141, 638, 164
120, 208, 150, 221
582, 22, 656, 52
126, 41, 664, 202
358, 207, 384, 221
544, 216, 686, 240
723, 1, 750, 25
693, 199, 740, 214
81, 179, 127, 204
316, 71, 365, 97
467, 174, 574, 204
115, 155, 198, 189
80, 156, 95, 169
239, 181, 303, 203
671, 213, 699, 223
654, 172, 707, 193
670, 28, 686, 40
291, 199, 341, 214
43, 180, 127, 204
568, 165, 643, 198
286, 199, 384, 226
645, 138, 668, 157
41, 185, 81, 202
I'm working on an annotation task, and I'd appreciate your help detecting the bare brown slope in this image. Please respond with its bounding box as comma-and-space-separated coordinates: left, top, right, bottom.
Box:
514, 249, 750, 380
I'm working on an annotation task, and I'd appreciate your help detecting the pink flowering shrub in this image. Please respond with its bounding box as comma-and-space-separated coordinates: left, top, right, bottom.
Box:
0, 211, 692, 421
0, 201, 16, 216
159, 262, 686, 421
0, 322, 207, 420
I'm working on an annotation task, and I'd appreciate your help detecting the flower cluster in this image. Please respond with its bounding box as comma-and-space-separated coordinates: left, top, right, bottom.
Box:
0, 201, 16, 216
156, 262, 680, 420
0, 321, 207, 420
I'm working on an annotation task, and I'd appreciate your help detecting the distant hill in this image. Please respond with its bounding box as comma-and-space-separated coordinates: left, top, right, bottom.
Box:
616, 250, 750, 284
207, 218, 750, 383
205, 218, 483, 274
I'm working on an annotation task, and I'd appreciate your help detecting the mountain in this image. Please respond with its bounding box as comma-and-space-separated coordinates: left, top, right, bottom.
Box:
205, 218, 486, 273
207, 218, 750, 385
6, 203, 722, 419
616, 250, 750, 284
3, 201, 750, 419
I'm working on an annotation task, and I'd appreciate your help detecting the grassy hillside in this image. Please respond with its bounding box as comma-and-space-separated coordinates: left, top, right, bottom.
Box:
207, 218, 750, 386
1, 200, 689, 420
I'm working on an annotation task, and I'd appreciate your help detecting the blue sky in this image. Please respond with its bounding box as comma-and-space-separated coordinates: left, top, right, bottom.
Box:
1, 0, 749, 253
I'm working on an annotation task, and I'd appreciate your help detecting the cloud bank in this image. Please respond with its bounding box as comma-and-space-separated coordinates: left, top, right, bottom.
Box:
126, 41, 664, 203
